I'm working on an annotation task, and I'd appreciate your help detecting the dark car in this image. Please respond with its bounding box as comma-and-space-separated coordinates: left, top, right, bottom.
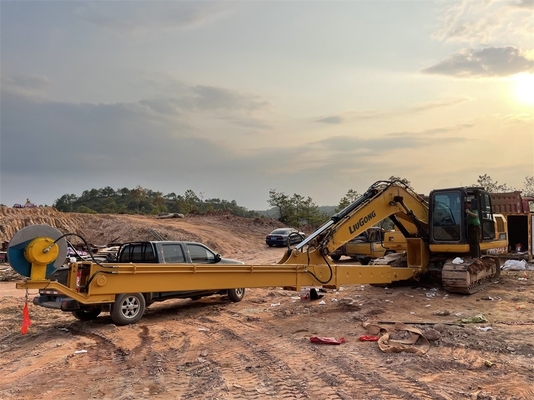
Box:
266, 228, 306, 247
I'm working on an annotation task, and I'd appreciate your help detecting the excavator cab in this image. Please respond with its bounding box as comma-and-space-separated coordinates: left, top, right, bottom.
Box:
428, 187, 496, 246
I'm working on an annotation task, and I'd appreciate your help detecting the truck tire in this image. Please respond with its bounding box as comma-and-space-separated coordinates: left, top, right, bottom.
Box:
110, 293, 146, 325
72, 308, 101, 321
227, 288, 245, 302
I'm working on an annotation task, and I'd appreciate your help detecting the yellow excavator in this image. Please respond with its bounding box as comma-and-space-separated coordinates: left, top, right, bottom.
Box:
8, 180, 508, 325
280, 179, 507, 294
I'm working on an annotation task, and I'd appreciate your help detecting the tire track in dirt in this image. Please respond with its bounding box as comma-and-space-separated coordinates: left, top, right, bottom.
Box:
187, 324, 309, 399
170, 308, 443, 400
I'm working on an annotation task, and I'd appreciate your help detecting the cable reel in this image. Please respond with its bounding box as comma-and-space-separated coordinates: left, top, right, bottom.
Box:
7, 225, 67, 280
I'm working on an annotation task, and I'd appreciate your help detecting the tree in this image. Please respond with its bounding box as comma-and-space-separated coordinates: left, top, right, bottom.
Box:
102, 198, 117, 214
183, 189, 201, 214
388, 176, 411, 186
102, 186, 115, 197
299, 196, 327, 227
131, 185, 147, 214
53, 194, 77, 212
336, 189, 361, 213
268, 190, 294, 225
473, 174, 515, 192
522, 176, 534, 197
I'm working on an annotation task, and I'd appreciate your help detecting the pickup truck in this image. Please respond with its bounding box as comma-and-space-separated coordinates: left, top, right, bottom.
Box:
329, 227, 406, 264
34, 240, 246, 324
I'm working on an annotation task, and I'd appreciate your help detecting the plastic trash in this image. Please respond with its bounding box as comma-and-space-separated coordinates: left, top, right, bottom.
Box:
310, 336, 346, 345
452, 257, 464, 264
502, 259, 527, 270
74, 350, 87, 354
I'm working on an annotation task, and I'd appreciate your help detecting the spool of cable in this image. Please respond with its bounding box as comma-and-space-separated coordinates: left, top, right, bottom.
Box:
7, 225, 67, 278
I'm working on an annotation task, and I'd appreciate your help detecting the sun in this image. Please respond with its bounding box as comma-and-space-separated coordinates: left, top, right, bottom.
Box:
513, 73, 534, 105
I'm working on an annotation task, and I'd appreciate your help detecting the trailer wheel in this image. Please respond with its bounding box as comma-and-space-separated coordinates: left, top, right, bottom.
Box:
227, 288, 245, 302
111, 293, 146, 325
72, 308, 101, 321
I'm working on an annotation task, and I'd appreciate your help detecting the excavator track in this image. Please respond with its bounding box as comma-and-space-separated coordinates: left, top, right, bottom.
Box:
442, 255, 501, 294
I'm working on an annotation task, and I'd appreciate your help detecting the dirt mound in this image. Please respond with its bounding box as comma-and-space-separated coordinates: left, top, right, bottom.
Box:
0, 207, 286, 266
1, 207, 282, 245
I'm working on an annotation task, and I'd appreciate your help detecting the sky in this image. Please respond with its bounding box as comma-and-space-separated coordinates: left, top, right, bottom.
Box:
1, 0, 533, 211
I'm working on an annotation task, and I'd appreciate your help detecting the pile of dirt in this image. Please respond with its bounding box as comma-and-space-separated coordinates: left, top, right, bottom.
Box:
0, 207, 285, 263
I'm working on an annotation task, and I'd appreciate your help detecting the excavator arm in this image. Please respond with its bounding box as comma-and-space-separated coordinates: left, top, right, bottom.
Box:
278, 181, 429, 265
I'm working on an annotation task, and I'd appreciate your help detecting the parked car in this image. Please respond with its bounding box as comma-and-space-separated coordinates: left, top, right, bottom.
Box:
266, 228, 306, 247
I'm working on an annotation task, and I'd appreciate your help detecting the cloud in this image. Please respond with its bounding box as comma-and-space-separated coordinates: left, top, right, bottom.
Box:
0, 85, 273, 181
311, 128, 467, 154
314, 98, 471, 125
433, 0, 533, 44
422, 46, 534, 77
188, 85, 271, 113
316, 116, 344, 125
1, 75, 52, 99
75, 2, 234, 33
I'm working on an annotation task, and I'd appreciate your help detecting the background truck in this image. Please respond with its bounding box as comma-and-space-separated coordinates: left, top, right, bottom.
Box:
34, 240, 246, 324
329, 227, 406, 264
489, 191, 534, 261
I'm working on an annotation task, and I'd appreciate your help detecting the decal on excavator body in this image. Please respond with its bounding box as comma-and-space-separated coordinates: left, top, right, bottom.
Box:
348, 211, 376, 235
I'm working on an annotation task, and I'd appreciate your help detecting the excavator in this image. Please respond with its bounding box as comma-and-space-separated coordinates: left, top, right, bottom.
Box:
7, 180, 508, 325
280, 179, 507, 294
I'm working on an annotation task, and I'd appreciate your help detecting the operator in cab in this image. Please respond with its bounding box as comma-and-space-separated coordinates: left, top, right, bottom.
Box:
465, 200, 481, 258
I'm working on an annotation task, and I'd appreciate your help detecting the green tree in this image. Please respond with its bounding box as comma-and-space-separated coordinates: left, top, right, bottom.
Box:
183, 189, 201, 214
130, 185, 146, 214
268, 189, 294, 225
102, 186, 115, 197
76, 205, 97, 214
54, 194, 77, 212
102, 198, 117, 213
299, 196, 327, 227
336, 189, 361, 213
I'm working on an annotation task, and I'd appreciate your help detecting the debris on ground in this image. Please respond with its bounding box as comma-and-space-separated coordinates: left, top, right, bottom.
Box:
309, 336, 346, 345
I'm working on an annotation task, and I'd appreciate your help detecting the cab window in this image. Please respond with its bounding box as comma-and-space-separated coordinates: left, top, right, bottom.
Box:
162, 244, 185, 263
187, 244, 216, 263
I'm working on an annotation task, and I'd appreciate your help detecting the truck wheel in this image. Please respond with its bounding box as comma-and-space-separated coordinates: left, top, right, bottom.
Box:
227, 288, 245, 302
110, 293, 146, 325
330, 255, 341, 261
72, 308, 101, 321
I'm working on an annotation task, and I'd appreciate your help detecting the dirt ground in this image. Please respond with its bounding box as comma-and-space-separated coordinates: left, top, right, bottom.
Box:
1, 209, 534, 399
